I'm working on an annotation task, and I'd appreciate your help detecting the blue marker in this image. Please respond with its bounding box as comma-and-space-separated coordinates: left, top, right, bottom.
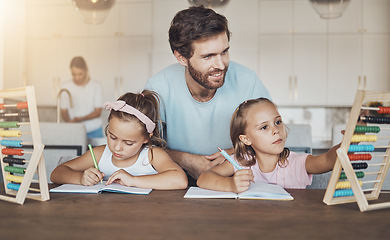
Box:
217, 147, 242, 170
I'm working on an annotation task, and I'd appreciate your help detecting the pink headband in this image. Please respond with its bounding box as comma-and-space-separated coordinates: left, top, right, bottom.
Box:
103, 100, 156, 133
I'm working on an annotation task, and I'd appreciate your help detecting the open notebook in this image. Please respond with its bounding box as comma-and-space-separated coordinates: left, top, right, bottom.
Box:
184, 182, 293, 200
50, 182, 152, 195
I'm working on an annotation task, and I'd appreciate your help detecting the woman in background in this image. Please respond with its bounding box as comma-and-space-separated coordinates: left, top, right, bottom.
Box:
60, 56, 103, 139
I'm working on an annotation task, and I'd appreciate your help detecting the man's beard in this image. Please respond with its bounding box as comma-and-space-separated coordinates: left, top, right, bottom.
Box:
187, 61, 228, 90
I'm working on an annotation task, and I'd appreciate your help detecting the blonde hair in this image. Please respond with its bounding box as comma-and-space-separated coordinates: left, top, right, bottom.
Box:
230, 98, 290, 167
70, 56, 90, 82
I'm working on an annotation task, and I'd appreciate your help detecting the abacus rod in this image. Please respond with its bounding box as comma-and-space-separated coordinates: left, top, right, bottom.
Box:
376, 146, 390, 149
361, 106, 381, 110
367, 163, 386, 167
17, 122, 30, 126
0, 113, 21, 117
1, 103, 26, 108
362, 180, 381, 184
364, 171, 382, 175
363, 188, 377, 192
28, 187, 41, 192
369, 154, 388, 157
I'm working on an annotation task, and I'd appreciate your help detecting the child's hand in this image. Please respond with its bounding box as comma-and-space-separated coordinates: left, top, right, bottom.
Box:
231, 169, 254, 193
80, 167, 104, 186
106, 169, 134, 186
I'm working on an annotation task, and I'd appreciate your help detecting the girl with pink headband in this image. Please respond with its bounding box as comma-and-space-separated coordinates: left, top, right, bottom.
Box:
51, 90, 188, 190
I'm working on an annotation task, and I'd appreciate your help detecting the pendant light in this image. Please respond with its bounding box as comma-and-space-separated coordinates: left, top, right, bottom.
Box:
309, 0, 350, 19
72, 0, 116, 24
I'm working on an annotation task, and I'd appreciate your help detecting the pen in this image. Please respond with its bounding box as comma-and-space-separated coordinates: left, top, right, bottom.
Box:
88, 144, 103, 183
217, 147, 242, 170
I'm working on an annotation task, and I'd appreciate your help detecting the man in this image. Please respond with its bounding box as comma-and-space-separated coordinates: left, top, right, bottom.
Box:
144, 6, 271, 182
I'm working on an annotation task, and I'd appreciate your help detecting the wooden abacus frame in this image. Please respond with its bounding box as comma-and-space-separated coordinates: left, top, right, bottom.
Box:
0, 86, 49, 204
323, 90, 390, 212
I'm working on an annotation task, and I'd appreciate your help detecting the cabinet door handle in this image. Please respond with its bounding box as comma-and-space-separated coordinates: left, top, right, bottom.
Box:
52, 78, 56, 101
114, 77, 118, 99
363, 76, 367, 90
294, 76, 298, 100
289, 76, 293, 100
119, 77, 123, 96
358, 76, 361, 90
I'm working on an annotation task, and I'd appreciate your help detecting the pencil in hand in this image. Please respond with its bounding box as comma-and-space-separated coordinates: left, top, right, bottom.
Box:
217, 147, 242, 170
88, 144, 103, 183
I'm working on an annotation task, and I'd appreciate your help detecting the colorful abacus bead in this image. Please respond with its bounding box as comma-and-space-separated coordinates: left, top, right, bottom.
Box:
377, 107, 390, 114
333, 189, 354, 197
350, 135, 377, 142
348, 145, 375, 152
1, 148, 24, 156
348, 153, 372, 161
0, 140, 23, 147
339, 171, 365, 180
354, 125, 380, 133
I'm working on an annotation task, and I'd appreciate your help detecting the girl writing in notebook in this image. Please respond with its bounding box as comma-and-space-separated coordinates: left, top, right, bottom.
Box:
51, 90, 188, 190
197, 98, 339, 192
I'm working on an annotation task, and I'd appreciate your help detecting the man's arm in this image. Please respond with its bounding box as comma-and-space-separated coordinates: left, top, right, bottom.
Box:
165, 148, 233, 179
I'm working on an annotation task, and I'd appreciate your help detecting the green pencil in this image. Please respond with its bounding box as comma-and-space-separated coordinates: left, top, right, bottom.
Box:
88, 144, 102, 183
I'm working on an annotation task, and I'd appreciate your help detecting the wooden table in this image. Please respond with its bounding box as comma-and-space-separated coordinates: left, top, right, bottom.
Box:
1, 186, 390, 240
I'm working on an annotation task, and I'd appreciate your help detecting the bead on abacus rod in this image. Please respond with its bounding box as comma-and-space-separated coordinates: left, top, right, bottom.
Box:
0, 102, 28, 110
2, 157, 27, 165
0, 121, 30, 129
361, 106, 390, 114
0, 140, 33, 148
359, 116, 390, 124
348, 144, 390, 152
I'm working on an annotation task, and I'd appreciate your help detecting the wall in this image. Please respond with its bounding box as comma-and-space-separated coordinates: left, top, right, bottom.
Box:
0, 0, 4, 90
2, 0, 390, 150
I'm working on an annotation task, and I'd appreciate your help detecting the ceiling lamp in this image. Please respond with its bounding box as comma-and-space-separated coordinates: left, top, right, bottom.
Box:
72, 0, 116, 24
309, 0, 350, 19
188, 0, 230, 9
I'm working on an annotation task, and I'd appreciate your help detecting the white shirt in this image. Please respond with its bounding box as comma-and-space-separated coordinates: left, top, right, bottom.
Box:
60, 79, 103, 132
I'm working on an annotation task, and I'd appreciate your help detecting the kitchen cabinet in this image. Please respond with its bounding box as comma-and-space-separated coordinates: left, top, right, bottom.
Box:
26, 38, 89, 105
25, 0, 153, 106
26, 2, 89, 38
87, 1, 152, 37
259, 0, 327, 106
88, 37, 152, 102
259, 35, 327, 106
327, 0, 390, 105
259, 0, 390, 106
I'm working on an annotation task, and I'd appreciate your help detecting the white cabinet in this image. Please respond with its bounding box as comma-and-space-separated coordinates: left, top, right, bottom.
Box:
259, 35, 327, 106
26, 38, 89, 105
327, 0, 390, 105
88, 37, 152, 102
260, 0, 390, 106
88, 1, 152, 37
25, 0, 153, 106
259, 0, 327, 106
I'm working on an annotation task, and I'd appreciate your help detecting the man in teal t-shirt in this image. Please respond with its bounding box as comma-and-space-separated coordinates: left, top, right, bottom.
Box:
144, 6, 271, 183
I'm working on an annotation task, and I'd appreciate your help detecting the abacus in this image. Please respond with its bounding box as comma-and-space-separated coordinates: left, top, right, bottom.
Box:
0, 86, 49, 204
323, 90, 390, 212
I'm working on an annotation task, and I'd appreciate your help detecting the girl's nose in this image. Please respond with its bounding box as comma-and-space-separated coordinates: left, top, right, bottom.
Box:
114, 142, 122, 151
272, 125, 279, 135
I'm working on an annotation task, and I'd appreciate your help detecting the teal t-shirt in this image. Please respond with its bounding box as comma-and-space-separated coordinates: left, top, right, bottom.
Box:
144, 62, 271, 155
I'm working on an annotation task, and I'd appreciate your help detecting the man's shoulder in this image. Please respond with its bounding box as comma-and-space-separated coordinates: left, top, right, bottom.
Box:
149, 63, 184, 83
145, 63, 184, 96
227, 61, 257, 80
